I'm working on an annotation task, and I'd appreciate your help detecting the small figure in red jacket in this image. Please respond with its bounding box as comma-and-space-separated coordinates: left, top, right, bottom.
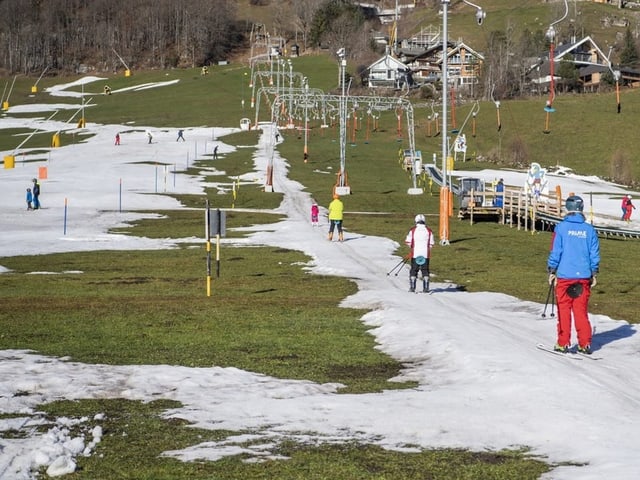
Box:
310, 201, 319, 226
623, 195, 636, 222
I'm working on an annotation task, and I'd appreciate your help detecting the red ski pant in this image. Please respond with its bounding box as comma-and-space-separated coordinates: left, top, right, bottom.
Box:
555, 278, 592, 348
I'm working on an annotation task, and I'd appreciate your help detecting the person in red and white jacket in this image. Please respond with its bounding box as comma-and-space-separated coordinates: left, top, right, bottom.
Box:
404, 214, 435, 292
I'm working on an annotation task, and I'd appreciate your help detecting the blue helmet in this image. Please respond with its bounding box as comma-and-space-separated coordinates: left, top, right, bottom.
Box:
565, 195, 584, 212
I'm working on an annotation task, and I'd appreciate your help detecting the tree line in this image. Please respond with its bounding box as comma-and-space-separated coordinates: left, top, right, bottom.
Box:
0, 0, 240, 75
0, 0, 382, 77
1, 0, 637, 102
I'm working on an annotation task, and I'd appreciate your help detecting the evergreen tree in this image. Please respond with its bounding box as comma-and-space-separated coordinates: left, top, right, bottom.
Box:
309, 0, 365, 52
619, 27, 639, 68
557, 56, 580, 92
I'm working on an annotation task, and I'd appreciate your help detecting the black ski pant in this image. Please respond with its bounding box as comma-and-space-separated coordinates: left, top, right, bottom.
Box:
409, 258, 430, 278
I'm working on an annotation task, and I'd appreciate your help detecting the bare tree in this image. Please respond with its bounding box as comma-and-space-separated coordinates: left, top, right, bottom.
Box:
0, 0, 239, 74
292, 0, 323, 51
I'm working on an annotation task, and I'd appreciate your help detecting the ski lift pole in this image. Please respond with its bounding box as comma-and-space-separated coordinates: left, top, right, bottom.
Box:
542, 0, 568, 133
606, 52, 622, 114
490, 85, 501, 132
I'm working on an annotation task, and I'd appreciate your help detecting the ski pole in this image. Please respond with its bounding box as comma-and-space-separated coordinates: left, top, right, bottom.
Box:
387, 257, 406, 276
394, 257, 409, 277
550, 285, 556, 318
387, 255, 410, 276
541, 281, 554, 318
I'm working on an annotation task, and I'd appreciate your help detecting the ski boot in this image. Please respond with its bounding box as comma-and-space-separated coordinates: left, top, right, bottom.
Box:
409, 276, 417, 293
577, 344, 592, 355
553, 344, 569, 353
422, 277, 430, 293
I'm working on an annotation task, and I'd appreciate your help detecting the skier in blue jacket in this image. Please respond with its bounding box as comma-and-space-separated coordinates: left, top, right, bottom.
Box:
547, 195, 600, 354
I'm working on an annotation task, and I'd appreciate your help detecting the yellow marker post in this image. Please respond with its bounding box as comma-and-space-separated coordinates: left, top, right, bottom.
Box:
4, 155, 15, 169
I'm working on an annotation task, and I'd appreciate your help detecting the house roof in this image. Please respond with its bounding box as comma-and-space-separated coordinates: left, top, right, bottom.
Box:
435, 41, 485, 65
552, 35, 610, 67
402, 41, 484, 66
366, 54, 408, 72
527, 35, 612, 81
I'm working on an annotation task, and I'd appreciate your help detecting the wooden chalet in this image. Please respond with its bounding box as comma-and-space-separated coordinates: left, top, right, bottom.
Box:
403, 40, 484, 92
527, 35, 625, 92
365, 53, 413, 89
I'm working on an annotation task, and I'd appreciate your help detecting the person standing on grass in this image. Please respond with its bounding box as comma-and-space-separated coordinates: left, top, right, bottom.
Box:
405, 214, 435, 293
327, 193, 344, 242
547, 195, 600, 355
213, 145, 219, 160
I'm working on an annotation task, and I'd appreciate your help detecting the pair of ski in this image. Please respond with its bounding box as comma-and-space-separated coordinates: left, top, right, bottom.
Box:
536, 343, 602, 361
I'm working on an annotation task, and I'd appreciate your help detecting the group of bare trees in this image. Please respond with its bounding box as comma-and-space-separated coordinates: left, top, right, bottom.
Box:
0, 0, 239, 75
4, 0, 630, 104
0, 0, 385, 76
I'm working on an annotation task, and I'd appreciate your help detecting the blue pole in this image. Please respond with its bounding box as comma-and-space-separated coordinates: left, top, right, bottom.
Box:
63, 198, 68, 235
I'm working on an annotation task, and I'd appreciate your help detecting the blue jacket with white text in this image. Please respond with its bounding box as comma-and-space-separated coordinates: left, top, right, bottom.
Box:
547, 213, 600, 279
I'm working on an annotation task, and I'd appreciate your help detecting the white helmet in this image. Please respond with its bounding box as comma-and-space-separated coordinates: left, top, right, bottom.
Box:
414, 214, 426, 224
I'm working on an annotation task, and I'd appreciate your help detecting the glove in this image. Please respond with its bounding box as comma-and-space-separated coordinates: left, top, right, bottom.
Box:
548, 273, 557, 285
590, 276, 597, 287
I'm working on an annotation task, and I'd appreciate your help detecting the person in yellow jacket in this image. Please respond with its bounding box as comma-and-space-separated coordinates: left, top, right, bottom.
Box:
328, 193, 344, 242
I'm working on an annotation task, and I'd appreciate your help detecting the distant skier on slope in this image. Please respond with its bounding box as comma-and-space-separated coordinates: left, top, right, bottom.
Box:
404, 214, 434, 293
310, 200, 319, 226
547, 195, 600, 355
622, 195, 636, 222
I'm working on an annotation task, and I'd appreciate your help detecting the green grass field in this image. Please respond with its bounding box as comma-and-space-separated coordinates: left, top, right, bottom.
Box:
1, 45, 638, 478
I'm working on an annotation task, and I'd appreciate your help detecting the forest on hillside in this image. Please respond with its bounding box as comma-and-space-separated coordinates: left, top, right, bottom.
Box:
0, 0, 385, 76
0, 0, 241, 74
1, 0, 638, 102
